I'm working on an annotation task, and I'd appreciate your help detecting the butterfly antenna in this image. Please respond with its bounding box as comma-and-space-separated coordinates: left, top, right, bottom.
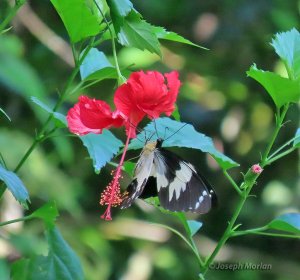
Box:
164, 123, 188, 141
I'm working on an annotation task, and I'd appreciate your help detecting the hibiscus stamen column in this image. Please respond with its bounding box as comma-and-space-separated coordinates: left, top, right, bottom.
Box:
100, 126, 133, 220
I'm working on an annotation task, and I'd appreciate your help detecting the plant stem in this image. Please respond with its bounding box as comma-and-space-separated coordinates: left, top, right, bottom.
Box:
0, 215, 31, 227
266, 147, 296, 165
92, 0, 125, 85
201, 104, 290, 276
231, 227, 300, 239
223, 170, 242, 196
0, 0, 26, 33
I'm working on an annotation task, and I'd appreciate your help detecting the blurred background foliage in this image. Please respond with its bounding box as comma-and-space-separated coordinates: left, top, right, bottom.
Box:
0, 0, 299, 279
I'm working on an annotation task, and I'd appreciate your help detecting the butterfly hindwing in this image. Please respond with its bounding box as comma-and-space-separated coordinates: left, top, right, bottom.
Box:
153, 148, 216, 213
120, 147, 154, 209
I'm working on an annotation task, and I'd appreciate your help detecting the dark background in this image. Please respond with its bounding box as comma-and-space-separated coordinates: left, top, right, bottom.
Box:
0, 0, 299, 279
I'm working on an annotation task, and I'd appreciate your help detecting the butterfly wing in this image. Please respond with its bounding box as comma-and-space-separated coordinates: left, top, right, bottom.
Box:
120, 149, 154, 209
154, 148, 216, 213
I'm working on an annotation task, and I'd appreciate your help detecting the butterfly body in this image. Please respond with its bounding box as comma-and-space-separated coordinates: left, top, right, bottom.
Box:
121, 139, 216, 213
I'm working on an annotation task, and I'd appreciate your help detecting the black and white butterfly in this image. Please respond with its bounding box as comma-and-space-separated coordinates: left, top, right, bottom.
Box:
121, 138, 217, 213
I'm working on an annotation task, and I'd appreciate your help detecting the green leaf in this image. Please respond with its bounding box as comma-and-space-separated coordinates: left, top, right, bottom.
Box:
247, 64, 300, 108
123, 161, 135, 175
114, 11, 161, 56
268, 213, 300, 234
293, 128, 300, 147
11, 227, 84, 280
128, 118, 239, 170
0, 164, 29, 209
152, 26, 207, 49
171, 104, 181, 121
50, 0, 105, 43
271, 28, 300, 79
80, 48, 117, 81
107, 0, 133, 18
0, 107, 11, 121
187, 220, 203, 237
80, 130, 123, 173
29, 201, 59, 229
31, 96, 67, 128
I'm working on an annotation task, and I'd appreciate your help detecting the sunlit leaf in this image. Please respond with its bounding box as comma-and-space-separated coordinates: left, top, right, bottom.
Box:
267, 213, 300, 234
0, 164, 29, 209
271, 28, 300, 79
29, 201, 59, 229
123, 161, 135, 175
293, 128, 300, 147
80, 48, 117, 81
171, 104, 181, 121
11, 227, 84, 280
152, 26, 207, 49
50, 0, 106, 43
31, 96, 67, 128
187, 220, 203, 236
80, 130, 123, 173
247, 64, 300, 108
128, 118, 239, 170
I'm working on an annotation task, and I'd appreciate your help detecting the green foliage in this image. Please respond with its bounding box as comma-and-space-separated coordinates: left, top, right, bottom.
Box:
128, 117, 239, 170
29, 201, 59, 229
247, 65, 300, 108
80, 130, 123, 173
0, 164, 29, 208
271, 28, 300, 79
11, 227, 84, 280
79, 48, 117, 81
267, 213, 300, 234
50, 0, 106, 43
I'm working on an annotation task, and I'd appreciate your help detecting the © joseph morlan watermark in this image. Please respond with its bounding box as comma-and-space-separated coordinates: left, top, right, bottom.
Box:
209, 262, 272, 271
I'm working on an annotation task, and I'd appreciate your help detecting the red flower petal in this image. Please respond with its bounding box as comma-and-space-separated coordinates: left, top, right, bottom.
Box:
114, 71, 181, 137
67, 96, 124, 135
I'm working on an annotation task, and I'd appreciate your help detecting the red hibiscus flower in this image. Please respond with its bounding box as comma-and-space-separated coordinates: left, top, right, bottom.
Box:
66, 70, 181, 220
66, 96, 124, 135
114, 71, 181, 138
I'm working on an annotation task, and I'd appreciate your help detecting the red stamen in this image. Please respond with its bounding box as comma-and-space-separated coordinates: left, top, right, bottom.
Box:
100, 125, 132, 220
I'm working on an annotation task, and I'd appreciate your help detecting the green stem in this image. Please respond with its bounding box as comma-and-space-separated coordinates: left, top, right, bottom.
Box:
0, 215, 31, 227
92, 0, 125, 85
0, 0, 26, 33
266, 147, 296, 165
232, 228, 300, 239
268, 135, 299, 160
223, 170, 242, 196
201, 104, 290, 276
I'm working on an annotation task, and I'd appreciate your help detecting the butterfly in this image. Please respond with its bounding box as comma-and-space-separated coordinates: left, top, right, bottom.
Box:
121, 138, 217, 213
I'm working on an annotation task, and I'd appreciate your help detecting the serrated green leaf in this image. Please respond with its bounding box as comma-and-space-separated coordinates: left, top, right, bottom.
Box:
29, 201, 59, 229
107, 0, 133, 18
0, 165, 29, 208
152, 26, 207, 49
267, 213, 300, 234
247, 64, 300, 108
293, 128, 300, 147
0, 107, 11, 121
80, 48, 117, 81
187, 220, 203, 236
11, 227, 84, 280
31, 96, 67, 128
271, 28, 300, 79
117, 11, 161, 56
128, 118, 238, 170
50, 0, 105, 43
80, 130, 123, 173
